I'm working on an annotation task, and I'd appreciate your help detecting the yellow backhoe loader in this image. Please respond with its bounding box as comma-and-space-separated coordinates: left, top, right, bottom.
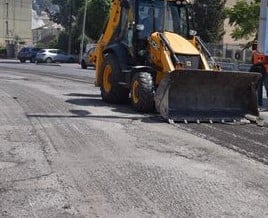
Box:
90, 0, 260, 123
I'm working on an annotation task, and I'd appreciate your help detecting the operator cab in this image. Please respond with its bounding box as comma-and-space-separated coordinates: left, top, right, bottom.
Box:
113, 0, 193, 64
134, 0, 192, 63
136, 0, 190, 39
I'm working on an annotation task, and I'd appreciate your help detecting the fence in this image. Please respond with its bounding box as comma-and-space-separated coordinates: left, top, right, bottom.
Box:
206, 43, 253, 64
206, 43, 253, 71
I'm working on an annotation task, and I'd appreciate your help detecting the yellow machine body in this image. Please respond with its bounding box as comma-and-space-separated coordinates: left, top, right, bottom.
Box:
90, 0, 260, 122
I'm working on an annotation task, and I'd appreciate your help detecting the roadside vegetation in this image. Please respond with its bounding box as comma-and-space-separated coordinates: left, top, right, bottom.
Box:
32, 0, 261, 54
225, 0, 260, 47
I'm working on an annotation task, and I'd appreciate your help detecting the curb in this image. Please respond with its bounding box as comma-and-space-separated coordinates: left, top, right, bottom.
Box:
35, 63, 61, 66
245, 113, 268, 127
259, 111, 268, 127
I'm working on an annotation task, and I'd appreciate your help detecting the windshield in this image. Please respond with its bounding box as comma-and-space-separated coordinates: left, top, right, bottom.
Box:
138, 1, 190, 38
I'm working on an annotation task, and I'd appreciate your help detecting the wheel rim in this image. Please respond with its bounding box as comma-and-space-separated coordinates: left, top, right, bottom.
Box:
103, 65, 112, 92
132, 80, 139, 104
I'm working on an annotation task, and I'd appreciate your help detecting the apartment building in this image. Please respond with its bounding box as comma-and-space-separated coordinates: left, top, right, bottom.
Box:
0, 0, 32, 47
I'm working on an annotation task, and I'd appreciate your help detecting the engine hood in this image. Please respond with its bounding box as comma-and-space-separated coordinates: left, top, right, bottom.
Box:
163, 32, 200, 55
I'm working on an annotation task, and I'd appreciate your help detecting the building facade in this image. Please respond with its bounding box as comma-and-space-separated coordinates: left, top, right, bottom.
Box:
207, 0, 253, 63
0, 0, 32, 48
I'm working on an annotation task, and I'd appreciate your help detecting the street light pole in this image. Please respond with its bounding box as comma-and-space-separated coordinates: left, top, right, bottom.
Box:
80, 0, 88, 62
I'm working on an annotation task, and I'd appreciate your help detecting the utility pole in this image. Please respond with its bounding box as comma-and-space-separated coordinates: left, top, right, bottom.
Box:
67, 1, 73, 54
5, 1, 9, 41
80, 0, 88, 62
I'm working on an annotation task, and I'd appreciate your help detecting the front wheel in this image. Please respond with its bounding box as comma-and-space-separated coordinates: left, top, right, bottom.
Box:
131, 72, 155, 112
68, 58, 74, 63
100, 53, 129, 103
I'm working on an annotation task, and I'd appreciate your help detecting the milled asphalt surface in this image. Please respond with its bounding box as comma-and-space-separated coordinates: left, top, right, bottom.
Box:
1, 58, 268, 126
0, 60, 268, 217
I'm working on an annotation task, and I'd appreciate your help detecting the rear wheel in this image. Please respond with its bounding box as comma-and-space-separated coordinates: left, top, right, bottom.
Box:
81, 60, 87, 69
100, 54, 129, 103
19, 59, 25, 63
46, 58, 52, 63
131, 72, 155, 112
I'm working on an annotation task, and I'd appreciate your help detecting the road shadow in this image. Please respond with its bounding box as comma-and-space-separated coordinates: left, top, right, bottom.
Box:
65, 92, 132, 112
26, 109, 161, 124
63, 92, 161, 123
66, 97, 107, 107
65, 93, 100, 98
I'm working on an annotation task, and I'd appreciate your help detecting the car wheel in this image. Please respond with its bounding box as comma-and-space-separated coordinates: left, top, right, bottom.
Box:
68, 58, 74, 63
19, 59, 26, 63
81, 60, 87, 69
46, 58, 52, 63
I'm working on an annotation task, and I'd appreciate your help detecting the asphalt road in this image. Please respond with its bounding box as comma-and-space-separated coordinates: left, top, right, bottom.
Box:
0, 61, 268, 217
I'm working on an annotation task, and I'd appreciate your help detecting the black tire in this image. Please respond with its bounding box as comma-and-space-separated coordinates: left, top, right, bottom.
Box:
81, 60, 87, 69
19, 59, 25, 63
131, 72, 155, 112
250, 64, 266, 106
68, 58, 74, 63
100, 53, 129, 103
46, 58, 52, 63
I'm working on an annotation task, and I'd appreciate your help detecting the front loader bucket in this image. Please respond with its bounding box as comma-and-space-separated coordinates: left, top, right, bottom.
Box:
155, 69, 261, 123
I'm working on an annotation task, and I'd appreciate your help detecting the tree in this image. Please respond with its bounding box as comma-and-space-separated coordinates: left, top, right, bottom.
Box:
84, 0, 111, 41
44, 0, 84, 53
48, 0, 84, 28
225, 0, 260, 42
192, 0, 226, 43
39, 0, 110, 52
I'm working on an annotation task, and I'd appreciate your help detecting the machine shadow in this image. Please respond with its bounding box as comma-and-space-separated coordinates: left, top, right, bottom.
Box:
64, 93, 100, 98
63, 93, 161, 123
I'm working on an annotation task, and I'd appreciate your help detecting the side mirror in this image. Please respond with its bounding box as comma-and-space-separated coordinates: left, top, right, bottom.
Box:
189, 29, 197, 36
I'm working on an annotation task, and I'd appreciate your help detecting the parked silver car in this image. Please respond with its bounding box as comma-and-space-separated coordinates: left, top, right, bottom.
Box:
35, 49, 76, 63
80, 46, 96, 69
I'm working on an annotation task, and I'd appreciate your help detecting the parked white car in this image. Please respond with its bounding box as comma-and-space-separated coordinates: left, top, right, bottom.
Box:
35, 49, 76, 63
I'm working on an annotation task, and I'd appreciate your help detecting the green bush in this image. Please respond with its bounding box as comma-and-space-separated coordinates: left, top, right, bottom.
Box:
0, 47, 7, 58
